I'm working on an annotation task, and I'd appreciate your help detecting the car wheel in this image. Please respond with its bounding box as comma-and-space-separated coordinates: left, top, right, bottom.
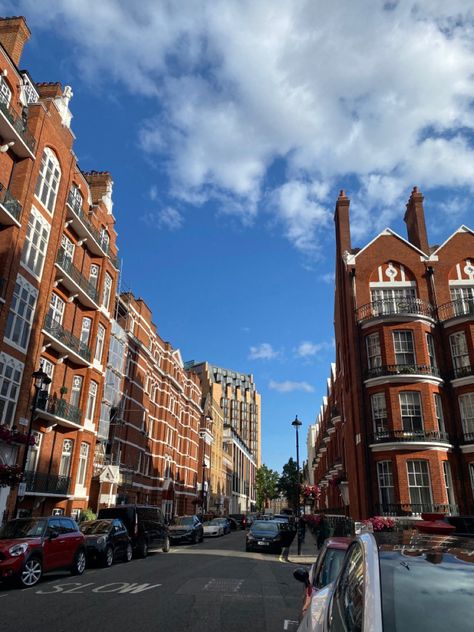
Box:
71, 549, 86, 576
162, 536, 170, 553
199, 532, 204, 543
103, 546, 114, 568
192, 532, 197, 545
124, 543, 133, 562
18, 557, 42, 588
138, 540, 148, 558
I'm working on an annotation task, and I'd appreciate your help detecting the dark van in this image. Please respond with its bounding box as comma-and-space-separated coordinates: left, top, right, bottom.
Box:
97, 505, 170, 558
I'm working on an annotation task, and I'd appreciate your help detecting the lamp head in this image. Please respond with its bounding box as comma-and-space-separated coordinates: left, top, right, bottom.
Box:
32, 368, 50, 389
292, 415, 302, 428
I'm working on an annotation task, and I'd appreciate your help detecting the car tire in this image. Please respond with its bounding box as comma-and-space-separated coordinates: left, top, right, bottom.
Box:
138, 540, 148, 558
199, 532, 204, 543
124, 543, 133, 562
191, 532, 197, 545
162, 536, 170, 553
71, 549, 87, 576
103, 546, 114, 568
18, 557, 42, 588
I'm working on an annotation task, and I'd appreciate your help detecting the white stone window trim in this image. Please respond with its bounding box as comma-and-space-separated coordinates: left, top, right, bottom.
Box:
34, 147, 62, 215
20, 206, 51, 281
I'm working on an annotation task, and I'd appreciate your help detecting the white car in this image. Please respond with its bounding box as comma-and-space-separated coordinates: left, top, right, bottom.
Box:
297, 530, 474, 632
202, 520, 224, 537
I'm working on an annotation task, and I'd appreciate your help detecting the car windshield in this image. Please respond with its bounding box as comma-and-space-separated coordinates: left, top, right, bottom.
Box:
380, 549, 474, 631
175, 517, 194, 526
0, 518, 47, 539
251, 521, 278, 532
315, 548, 346, 587
80, 520, 112, 535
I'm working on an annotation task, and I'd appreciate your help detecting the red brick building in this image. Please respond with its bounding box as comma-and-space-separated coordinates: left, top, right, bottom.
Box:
312, 188, 474, 520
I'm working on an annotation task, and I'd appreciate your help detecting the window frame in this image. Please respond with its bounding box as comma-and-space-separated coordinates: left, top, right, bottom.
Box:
20, 206, 51, 280
76, 442, 89, 486
94, 323, 106, 363
371, 392, 388, 435
34, 147, 61, 214
5, 275, 38, 352
449, 332, 470, 374
59, 439, 74, 477
377, 460, 395, 510
366, 332, 382, 370
459, 393, 474, 438
85, 381, 98, 422
406, 460, 433, 511
399, 391, 423, 433
393, 330, 415, 366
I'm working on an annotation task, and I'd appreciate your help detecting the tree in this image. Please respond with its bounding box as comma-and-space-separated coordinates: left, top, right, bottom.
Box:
255, 464, 280, 511
278, 458, 300, 512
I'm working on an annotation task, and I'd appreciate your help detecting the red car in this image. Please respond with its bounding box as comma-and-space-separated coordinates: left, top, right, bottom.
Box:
0, 516, 86, 588
293, 536, 351, 619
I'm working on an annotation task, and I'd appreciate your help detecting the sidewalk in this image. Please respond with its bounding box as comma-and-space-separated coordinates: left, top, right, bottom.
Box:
285, 531, 319, 565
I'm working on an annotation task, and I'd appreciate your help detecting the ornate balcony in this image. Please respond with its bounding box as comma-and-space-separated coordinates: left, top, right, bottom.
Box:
0, 99, 36, 159
0, 184, 22, 226
365, 363, 442, 385
35, 394, 82, 429
55, 250, 99, 308
449, 365, 474, 387
24, 470, 71, 496
357, 298, 435, 325
65, 190, 109, 257
42, 313, 91, 366
438, 298, 474, 323
370, 429, 451, 448
375, 503, 459, 517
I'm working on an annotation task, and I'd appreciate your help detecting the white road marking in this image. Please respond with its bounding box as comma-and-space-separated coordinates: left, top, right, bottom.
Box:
35, 581, 162, 595
283, 620, 299, 630
233, 580, 243, 593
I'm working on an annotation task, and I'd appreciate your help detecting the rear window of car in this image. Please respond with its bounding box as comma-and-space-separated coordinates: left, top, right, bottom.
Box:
251, 521, 278, 532
98, 507, 133, 528
379, 551, 474, 631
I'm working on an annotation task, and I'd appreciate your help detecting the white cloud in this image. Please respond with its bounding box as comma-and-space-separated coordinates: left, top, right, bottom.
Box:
320, 272, 335, 284
141, 207, 184, 231
295, 341, 322, 358
14, 0, 474, 251
248, 343, 279, 360
269, 379, 314, 393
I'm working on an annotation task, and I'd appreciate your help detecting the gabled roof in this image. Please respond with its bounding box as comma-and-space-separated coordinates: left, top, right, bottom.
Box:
172, 348, 184, 368
348, 227, 428, 263
430, 225, 474, 256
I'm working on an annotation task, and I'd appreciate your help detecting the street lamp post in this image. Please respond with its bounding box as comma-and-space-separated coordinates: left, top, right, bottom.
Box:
201, 462, 208, 517
13, 367, 51, 518
292, 415, 302, 555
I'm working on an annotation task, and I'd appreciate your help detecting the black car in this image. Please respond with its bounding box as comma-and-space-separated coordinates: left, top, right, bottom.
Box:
271, 518, 294, 547
229, 514, 247, 530
97, 505, 169, 558
168, 516, 204, 544
80, 519, 132, 567
245, 520, 284, 553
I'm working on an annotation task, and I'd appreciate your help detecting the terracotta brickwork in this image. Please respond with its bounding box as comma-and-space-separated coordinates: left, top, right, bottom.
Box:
311, 188, 474, 520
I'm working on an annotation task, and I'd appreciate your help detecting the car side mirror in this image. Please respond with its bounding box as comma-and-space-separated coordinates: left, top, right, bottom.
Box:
293, 568, 310, 587
48, 529, 60, 540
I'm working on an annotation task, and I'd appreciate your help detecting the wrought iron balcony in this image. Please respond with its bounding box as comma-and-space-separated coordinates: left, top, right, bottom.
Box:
357, 298, 434, 322
66, 190, 109, 256
365, 363, 441, 380
462, 432, 474, 444
109, 253, 120, 270
0, 99, 36, 157
438, 298, 474, 321
36, 394, 82, 427
371, 429, 451, 444
0, 184, 22, 224
24, 470, 71, 496
375, 503, 459, 517
56, 250, 99, 306
450, 364, 474, 380
43, 312, 91, 364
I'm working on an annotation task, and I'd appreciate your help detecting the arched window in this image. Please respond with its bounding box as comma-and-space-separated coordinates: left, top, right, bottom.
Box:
35, 148, 61, 214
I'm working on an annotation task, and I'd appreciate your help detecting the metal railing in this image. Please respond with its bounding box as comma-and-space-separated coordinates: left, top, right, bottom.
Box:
375, 503, 459, 517
66, 190, 109, 254
109, 253, 120, 270
43, 312, 91, 363
371, 429, 450, 444
438, 298, 474, 321
36, 395, 82, 425
450, 364, 474, 380
365, 363, 441, 380
56, 250, 99, 304
24, 470, 71, 495
0, 184, 22, 221
462, 432, 474, 444
0, 100, 36, 153
357, 298, 434, 322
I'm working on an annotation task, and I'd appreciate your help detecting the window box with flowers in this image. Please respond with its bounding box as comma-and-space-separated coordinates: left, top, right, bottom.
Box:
0, 464, 22, 487
0, 425, 37, 446
363, 516, 396, 532
301, 484, 321, 502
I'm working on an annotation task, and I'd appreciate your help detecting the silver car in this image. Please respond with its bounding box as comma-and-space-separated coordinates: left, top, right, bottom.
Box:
297, 531, 474, 631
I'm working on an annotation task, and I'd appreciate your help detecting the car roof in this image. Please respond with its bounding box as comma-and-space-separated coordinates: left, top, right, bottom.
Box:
325, 536, 352, 550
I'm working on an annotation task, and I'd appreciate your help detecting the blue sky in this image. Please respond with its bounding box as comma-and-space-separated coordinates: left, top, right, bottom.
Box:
5, 1, 474, 473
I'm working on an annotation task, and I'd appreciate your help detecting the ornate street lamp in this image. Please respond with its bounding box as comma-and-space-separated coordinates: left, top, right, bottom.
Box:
292, 414, 302, 555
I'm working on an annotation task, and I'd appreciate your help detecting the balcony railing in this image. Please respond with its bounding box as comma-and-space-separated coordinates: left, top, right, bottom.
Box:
462, 432, 474, 444
438, 298, 474, 321
109, 253, 120, 270
371, 429, 451, 444
365, 363, 441, 380
66, 190, 109, 255
450, 364, 474, 380
0, 99, 36, 154
375, 503, 459, 517
357, 298, 435, 322
36, 395, 82, 425
56, 250, 99, 304
24, 470, 71, 496
0, 184, 22, 222
43, 313, 91, 363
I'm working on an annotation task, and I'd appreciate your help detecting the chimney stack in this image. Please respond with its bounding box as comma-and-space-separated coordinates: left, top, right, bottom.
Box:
0, 16, 30, 66
334, 189, 351, 255
404, 187, 429, 254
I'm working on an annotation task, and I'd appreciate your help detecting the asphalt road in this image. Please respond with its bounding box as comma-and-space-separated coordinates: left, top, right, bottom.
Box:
0, 530, 303, 632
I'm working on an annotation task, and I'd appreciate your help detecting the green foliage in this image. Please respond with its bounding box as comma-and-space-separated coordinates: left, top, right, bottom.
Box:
255, 464, 280, 510
79, 507, 97, 522
278, 458, 300, 512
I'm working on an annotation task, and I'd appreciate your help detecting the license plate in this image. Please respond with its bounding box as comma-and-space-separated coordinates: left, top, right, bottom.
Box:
258, 540, 269, 546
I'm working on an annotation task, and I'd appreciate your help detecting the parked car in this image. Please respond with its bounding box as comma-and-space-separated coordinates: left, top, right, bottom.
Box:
97, 505, 169, 558
80, 518, 133, 567
293, 537, 351, 619
211, 517, 232, 534
296, 531, 474, 632
0, 517, 86, 588
169, 516, 204, 544
274, 514, 296, 530
229, 514, 247, 529
202, 520, 224, 537
227, 517, 239, 531
245, 519, 284, 553
271, 518, 295, 547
